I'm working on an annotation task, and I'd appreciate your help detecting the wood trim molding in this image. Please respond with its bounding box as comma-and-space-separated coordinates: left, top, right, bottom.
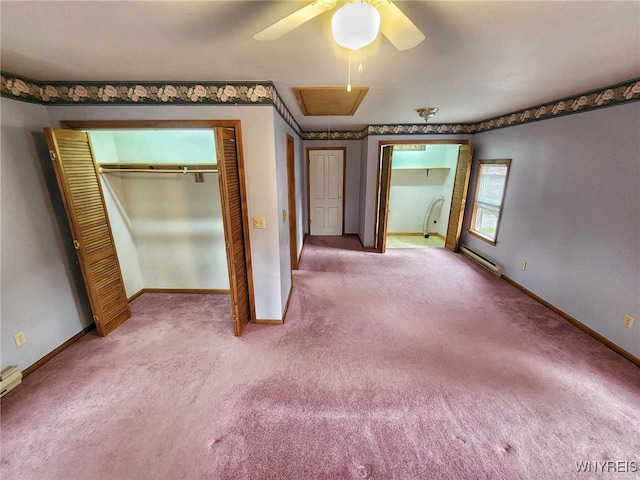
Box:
60, 120, 241, 129
231, 121, 258, 325
467, 229, 497, 245
286, 133, 299, 271
468, 158, 511, 246
129, 288, 231, 302
282, 286, 293, 320
387, 232, 424, 236
502, 275, 640, 367
386, 232, 445, 238
142, 288, 231, 295
377, 140, 469, 146
354, 232, 376, 252
253, 319, 285, 325
22, 324, 96, 378
127, 289, 145, 303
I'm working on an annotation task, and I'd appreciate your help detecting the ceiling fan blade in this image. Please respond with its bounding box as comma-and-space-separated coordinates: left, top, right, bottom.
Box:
378, 0, 425, 51
253, 0, 337, 41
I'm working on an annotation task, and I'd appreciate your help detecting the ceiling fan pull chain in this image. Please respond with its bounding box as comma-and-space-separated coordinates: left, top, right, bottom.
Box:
347, 50, 352, 93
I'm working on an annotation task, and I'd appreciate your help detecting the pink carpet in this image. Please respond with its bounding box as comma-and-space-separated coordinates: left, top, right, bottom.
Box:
1, 235, 639, 479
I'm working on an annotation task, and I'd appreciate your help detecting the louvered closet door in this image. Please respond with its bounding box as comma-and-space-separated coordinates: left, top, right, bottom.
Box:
44, 128, 130, 336
376, 145, 393, 253
215, 127, 254, 336
445, 144, 474, 251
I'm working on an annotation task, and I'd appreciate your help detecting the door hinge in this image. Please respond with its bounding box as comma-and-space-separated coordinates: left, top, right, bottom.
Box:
49, 150, 57, 161
73, 240, 80, 250
232, 314, 237, 321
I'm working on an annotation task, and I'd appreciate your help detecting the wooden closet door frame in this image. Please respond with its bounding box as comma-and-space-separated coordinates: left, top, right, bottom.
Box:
375, 145, 393, 253
60, 120, 256, 335
444, 144, 474, 251
374, 140, 470, 252
286, 133, 299, 270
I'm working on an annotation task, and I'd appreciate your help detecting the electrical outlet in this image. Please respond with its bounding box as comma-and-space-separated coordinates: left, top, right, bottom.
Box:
520, 261, 527, 271
252, 217, 266, 229
623, 315, 634, 329
13, 331, 26, 347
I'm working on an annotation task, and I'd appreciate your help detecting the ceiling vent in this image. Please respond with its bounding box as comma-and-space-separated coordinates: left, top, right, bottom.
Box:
293, 87, 369, 116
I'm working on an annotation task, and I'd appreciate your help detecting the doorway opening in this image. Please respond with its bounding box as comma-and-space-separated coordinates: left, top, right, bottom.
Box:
374, 141, 473, 253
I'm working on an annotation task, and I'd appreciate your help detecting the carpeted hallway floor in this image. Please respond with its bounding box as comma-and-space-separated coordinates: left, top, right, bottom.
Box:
1, 236, 639, 479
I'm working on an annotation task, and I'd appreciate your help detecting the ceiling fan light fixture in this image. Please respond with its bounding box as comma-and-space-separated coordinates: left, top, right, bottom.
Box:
331, 2, 381, 51
416, 107, 439, 121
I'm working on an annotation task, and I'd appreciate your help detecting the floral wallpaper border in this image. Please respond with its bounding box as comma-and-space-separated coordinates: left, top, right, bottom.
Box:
1, 72, 276, 105
302, 128, 369, 141
2, 71, 638, 138
0, 71, 303, 134
303, 78, 640, 139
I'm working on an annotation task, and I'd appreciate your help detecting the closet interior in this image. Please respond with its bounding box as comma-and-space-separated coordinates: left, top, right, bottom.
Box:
386, 144, 460, 248
89, 129, 230, 308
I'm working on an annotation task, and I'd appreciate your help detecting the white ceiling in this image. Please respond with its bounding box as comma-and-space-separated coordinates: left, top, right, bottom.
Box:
1, 1, 639, 131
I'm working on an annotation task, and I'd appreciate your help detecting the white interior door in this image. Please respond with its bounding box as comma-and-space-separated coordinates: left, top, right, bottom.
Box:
309, 150, 344, 236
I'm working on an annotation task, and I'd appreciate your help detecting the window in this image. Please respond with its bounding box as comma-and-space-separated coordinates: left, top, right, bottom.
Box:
469, 159, 511, 244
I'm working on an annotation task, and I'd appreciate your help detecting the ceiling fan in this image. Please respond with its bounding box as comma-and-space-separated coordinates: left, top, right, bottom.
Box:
253, 0, 425, 51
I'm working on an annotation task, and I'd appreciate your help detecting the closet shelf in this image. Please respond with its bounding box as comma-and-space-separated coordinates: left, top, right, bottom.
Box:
98, 163, 217, 174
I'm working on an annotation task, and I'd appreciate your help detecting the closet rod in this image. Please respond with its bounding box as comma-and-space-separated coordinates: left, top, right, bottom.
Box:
99, 167, 217, 174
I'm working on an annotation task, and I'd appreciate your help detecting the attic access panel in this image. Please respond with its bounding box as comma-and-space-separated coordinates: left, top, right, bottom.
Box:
293, 87, 369, 116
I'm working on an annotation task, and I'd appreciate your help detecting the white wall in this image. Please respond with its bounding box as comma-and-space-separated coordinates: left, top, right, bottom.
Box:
392, 145, 458, 169
46, 104, 283, 320
302, 140, 362, 235
273, 112, 305, 314
89, 130, 119, 162
360, 135, 473, 246
100, 173, 144, 296
1, 98, 92, 371
111, 130, 217, 165
125, 172, 228, 290
388, 169, 449, 234
464, 102, 640, 359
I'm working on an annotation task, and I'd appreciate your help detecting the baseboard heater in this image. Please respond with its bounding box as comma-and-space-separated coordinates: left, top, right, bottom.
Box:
459, 244, 503, 277
1, 366, 22, 397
